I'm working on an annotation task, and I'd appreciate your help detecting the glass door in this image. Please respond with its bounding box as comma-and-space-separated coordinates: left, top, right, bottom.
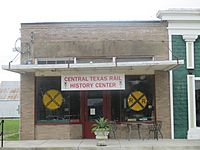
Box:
82, 91, 110, 138
87, 97, 103, 122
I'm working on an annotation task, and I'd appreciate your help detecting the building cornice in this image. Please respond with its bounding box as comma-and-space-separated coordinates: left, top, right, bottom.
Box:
157, 9, 200, 35
157, 9, 200, 21
183, 34, 198, 42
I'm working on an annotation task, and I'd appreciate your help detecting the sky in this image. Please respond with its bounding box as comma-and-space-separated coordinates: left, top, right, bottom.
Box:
0, 0, 200, 83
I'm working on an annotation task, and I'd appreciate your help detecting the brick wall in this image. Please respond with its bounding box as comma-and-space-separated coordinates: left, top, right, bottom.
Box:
20, 71, 82, 140
19, 21, 171, 140
35, 124, 82, 139
70, 124, 82, 139
35, 125, 70, 140
20, 21, 169, 63
20, 73, 35, 140
20, 72, 171, 139
155, 71, 171, 138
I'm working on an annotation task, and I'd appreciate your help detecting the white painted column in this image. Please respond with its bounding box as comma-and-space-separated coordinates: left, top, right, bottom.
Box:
182, 35, 198, 69
187, 75, 196, 129
183, 34, 198, 129
183, 35, 200, 139
168, 32, 174, 139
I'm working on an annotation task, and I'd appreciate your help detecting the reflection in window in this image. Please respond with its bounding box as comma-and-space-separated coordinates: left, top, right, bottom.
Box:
111, 75, 155, 122
87, 91, 103, 121
35, 75, 155, 123
35, 76, 80, 123
195, 80, 200, 127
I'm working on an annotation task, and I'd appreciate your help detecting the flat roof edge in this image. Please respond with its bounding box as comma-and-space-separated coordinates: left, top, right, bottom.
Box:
21, 20, 163, 26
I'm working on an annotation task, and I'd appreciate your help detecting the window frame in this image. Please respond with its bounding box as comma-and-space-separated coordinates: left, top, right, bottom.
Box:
195, 77, 200, 128
35, 76, 81, 125
111, 75, 155, 122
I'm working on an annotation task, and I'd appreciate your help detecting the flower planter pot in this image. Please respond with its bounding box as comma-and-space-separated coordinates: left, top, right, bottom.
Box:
94, 130, 109, 146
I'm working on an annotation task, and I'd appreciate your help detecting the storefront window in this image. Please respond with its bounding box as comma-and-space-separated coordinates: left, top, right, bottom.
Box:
36, 75, 154, 123
111, 91, 121, 121
111, 75, 155, 122
35, 76, 80, 123
195, 79, 200, 127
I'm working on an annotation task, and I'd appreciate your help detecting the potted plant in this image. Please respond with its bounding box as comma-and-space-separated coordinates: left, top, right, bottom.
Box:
91, 117, 112, 146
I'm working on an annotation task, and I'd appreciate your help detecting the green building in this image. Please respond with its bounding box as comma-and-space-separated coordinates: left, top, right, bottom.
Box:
158, 9, 200, 139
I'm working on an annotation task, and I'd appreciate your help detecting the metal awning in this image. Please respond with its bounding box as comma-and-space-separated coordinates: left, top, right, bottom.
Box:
2, 60, 184, 74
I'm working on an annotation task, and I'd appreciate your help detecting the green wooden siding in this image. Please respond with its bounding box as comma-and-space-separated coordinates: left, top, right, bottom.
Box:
172, 35, 200, 138
172, 35, 188, 138
194, 36, 200, 76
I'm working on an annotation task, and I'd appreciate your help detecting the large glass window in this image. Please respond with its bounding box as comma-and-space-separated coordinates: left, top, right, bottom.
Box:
36, 75, 154, 123
195, 79, 200, 127
35, 76, 80, 123
111, 75, 155, 122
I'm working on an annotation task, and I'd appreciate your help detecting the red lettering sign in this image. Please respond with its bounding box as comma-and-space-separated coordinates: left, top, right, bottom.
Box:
61, 74, 125, 91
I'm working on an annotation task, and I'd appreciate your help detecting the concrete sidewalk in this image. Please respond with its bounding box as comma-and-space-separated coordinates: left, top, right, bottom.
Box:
1, 139, 200, 150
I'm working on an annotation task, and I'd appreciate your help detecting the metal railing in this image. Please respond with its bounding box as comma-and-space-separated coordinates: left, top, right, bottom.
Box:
0, 120, 4, 147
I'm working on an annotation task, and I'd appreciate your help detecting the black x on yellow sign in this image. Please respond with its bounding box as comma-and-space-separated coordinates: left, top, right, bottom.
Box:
43, 89, 63, 110
127, 91, 147, 111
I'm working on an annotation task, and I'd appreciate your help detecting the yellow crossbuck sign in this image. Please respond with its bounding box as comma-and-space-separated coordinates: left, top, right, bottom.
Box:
43, 89, 63, 110
127, 91, 147, 111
